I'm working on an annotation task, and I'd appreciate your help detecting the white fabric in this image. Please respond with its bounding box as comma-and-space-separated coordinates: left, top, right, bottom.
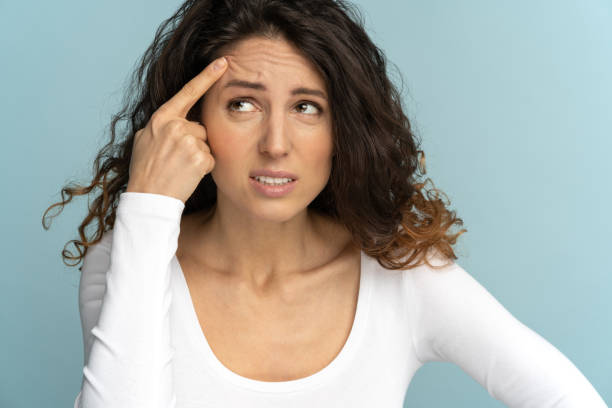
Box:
73, 192, 608, 407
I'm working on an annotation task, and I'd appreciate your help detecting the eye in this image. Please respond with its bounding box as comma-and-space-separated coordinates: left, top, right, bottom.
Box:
227, 99, 257, 113
295, 101, 323, 115
226, 98, 323, 115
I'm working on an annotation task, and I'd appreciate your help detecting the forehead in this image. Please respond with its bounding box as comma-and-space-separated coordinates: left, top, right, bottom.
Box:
217, 36, 326, 91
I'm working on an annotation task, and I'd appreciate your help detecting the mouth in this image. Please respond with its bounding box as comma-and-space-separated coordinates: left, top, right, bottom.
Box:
249, 175, 296, 185
249, 176, 297, 197
248, 169, 299, 180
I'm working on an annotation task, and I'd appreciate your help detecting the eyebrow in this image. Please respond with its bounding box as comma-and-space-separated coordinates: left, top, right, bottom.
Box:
222, 79, 327, 100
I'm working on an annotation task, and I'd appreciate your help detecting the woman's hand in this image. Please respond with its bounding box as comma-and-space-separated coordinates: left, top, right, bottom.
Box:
126, 56, 228, 204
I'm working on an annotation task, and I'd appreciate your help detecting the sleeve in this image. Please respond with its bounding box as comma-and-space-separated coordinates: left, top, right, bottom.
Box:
73, 192, 185, 408
404, 255, 608, 408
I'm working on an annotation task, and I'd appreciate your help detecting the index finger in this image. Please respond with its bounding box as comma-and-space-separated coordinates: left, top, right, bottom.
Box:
160, 56, 228, 117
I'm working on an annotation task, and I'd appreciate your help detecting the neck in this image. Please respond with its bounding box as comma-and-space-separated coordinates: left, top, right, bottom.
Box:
192, 192, 350, 290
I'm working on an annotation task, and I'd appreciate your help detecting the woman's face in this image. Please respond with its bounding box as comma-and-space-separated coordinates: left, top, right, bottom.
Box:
200, 36, 333, 222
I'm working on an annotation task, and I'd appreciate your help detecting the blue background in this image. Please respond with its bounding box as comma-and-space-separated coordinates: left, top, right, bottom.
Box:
1, 0, 610, 406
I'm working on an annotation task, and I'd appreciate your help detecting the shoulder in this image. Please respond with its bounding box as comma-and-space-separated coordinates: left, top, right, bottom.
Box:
401, 248, 500, 322
400, 249, 523, 363
402, 248, 475, 299
364, 247, 464, 291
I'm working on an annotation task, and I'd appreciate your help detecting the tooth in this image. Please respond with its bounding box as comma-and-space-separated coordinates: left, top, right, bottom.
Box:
255, 176, 291, 185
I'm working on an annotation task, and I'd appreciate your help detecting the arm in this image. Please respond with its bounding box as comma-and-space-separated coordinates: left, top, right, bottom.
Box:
74, 192, 184, 408
404, 257, 608, 407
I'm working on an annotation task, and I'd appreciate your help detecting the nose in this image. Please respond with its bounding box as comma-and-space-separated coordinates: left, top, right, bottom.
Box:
258, 108, 291, 158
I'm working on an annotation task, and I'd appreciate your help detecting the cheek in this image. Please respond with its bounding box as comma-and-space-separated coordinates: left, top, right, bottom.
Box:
208, 131, 244, 161
201, 104, 242, 158
207, 132, 246, 188
306, 133, 334, 167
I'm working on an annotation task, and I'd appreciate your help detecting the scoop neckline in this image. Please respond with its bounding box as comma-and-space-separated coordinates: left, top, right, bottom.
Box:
173, 249, 373, 393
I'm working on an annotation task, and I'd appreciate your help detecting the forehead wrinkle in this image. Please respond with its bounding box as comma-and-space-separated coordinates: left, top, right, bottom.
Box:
228, 42, 307, 69
228, 57, 317, 84
222, 78, 327, 100
221, 43, 327, 97
220, 58, 328, 99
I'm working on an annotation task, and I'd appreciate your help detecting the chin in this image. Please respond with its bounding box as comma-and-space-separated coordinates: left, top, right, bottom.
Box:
248, 202, 308, 223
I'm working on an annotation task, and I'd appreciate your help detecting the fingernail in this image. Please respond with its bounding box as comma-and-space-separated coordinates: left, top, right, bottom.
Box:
213, 57, 227, 71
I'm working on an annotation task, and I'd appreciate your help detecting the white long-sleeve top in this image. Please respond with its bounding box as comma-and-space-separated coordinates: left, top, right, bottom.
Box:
73, 192, 608, 407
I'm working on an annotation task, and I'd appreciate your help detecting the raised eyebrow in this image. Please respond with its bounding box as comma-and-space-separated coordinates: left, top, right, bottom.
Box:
222, 79, 328, 100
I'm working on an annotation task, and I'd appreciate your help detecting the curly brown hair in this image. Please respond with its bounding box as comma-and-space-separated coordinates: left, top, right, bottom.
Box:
42, 0, 467, 272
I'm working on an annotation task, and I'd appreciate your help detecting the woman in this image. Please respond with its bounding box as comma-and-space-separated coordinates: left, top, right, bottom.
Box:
43, 0, 607, 407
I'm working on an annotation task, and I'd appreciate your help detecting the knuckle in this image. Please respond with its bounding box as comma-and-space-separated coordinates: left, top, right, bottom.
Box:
205, 158, 215, 174
165, 119, 184, 134
199, 140, 210, 152
182, 134, 197, 147
192, 151, 207, 165
134, 127, 151, 143
150, 110, 165, 129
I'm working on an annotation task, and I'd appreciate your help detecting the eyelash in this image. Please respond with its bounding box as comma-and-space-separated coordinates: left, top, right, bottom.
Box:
226, 98, 324, 115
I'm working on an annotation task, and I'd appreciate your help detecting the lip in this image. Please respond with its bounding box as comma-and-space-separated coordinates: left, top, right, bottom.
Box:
249, 177, 297, 198
249, 169, 298, 180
